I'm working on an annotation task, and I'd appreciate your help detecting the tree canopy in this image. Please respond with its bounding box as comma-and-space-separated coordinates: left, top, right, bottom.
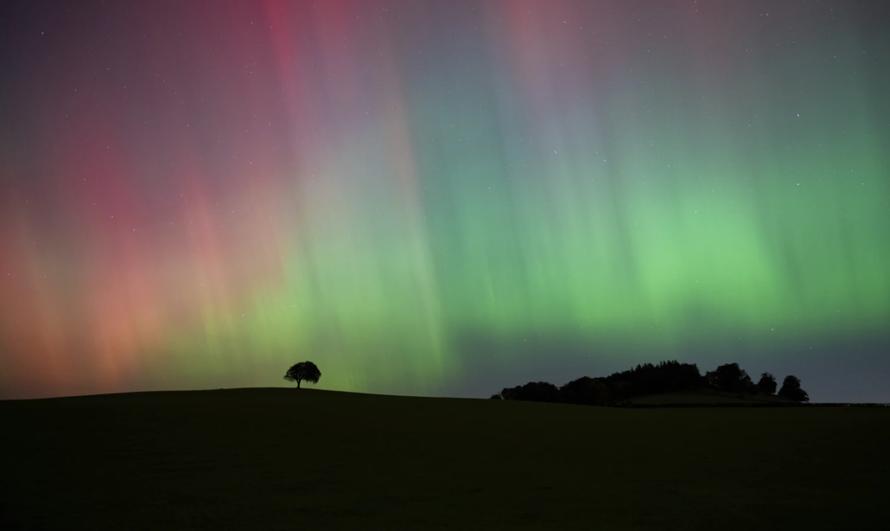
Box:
284, 361, 321, 389
497, 381, 560, 402
757, 373, 778, 395
777, 375, 809, 402
705, 363, 755, 394
559, 376, 612, 406
604, 360, 704, 399
493, 360, 812, 406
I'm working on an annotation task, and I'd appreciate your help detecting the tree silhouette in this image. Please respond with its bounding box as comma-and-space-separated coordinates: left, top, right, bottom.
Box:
757, 372, 777, 395
491, 361, 816, 407
284, 361, 321, 389
559, 377, 612, 405
777, 375, 809, 402
602, 361, 704, 399
499, 381, 560, 402
706, 363, 753, 394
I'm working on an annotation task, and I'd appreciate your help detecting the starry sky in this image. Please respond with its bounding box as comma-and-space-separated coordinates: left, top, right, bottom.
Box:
1, 0, 889, 402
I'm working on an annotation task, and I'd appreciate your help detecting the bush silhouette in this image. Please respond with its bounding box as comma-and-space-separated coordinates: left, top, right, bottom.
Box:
284, 361, 321, 389
777, 375, 809, 402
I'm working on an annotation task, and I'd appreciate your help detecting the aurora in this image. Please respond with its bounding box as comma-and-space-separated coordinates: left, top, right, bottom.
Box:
1, 0, 888, 401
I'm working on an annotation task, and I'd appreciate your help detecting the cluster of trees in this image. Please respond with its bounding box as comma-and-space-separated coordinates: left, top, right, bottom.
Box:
704, 363, 809, 402
492, 360, 809, 405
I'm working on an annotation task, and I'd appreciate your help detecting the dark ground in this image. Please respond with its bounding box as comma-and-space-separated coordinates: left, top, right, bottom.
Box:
1, 388, 888, 530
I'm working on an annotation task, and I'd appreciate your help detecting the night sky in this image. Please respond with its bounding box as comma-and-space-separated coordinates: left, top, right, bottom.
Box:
1, 0, 888, 402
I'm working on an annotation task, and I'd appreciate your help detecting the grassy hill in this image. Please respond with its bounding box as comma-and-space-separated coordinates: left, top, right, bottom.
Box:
1, 388, 888, 530
628, 388, 796, 406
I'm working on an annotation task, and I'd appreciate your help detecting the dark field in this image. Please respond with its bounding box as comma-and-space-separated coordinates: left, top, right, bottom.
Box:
1, 389, 888, 530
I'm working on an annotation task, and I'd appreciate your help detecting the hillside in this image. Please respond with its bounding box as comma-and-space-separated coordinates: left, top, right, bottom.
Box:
628, 388, 797, 406
2, 388, 888, 530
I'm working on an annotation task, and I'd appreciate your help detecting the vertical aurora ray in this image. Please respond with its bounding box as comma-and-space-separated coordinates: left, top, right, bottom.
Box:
1, 0, 888, 400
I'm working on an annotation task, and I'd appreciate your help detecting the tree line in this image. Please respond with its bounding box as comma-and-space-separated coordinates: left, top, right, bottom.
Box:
491, 360, 809, 405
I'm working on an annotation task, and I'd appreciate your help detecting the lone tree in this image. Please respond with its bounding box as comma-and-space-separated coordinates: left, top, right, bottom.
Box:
777, 375, 809, 402
757, 372, 778, 395
284, 361, 321, 389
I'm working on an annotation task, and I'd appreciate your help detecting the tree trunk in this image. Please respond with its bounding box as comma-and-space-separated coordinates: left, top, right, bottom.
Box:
297, 380, 301, 389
